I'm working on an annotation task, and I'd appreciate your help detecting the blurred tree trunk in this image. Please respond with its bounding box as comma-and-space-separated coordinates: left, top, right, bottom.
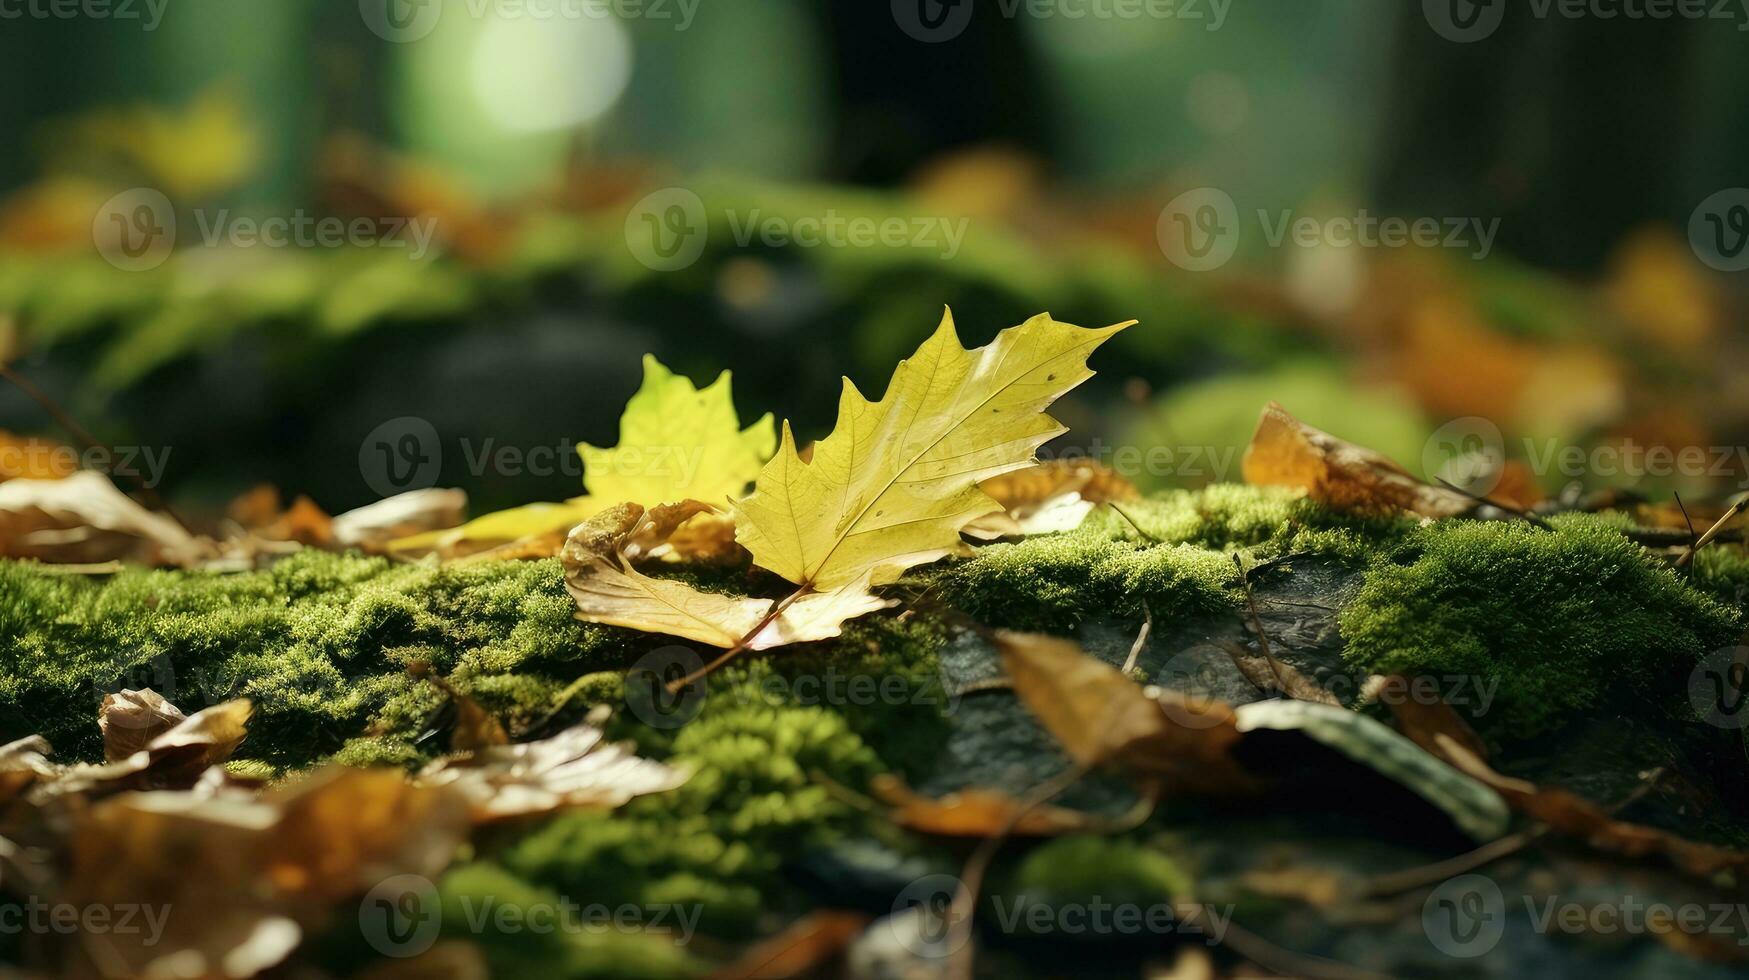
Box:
813, 3, 1054, 184
1374, 7, 1699, 272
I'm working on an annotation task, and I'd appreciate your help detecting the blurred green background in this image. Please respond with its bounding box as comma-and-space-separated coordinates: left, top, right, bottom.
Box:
1, 0, 1746, 513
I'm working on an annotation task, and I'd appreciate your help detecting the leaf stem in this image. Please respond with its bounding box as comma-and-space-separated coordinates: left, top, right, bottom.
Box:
666, 584, 813, 692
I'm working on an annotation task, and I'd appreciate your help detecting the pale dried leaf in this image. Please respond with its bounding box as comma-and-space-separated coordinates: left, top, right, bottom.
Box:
99, 688, 186, 762
332, 488, 467, 550
0, 470, 205, 565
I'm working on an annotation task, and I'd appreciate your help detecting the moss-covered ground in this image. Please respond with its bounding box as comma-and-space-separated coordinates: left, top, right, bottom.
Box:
4, 485, 1745, 976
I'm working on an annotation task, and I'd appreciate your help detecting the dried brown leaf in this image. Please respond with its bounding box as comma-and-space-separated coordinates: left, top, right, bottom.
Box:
98, 688, 186, 763
995, 630, 1259, 796
0, 470, 206, 566
869, 774, 1098, 838
1241, 402, 1472, 518
708, 910, 871, 980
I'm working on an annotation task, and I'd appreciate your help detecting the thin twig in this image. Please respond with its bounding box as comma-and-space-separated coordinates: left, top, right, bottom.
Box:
1122, 603, 1153, 674
1358, 829, 1542, 897
947, 762, 1092, 980
1677, 493, 1749, 569
1186, 910, 1395, 980
1108, 501, 1161, 544
1232, 554, 1289, 692
0, 363, 192, 533
1436, 476, 1553, 530
666, 585, 813, 691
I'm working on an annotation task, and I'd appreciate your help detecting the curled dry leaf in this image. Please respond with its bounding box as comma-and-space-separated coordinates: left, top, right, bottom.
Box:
994, 630, 1258, 796
331, 487, 467, 551
707, 910, 872, 980
563, 502, 892, 651
98, 688, 186, 762
54, 767, 471, 979
1384, 693, 1749, 880
963, 458, 1140, 540
869, 773, 1100, 838
409, 664, 510, 753
0, 735, 57, 805
418, 714, 689, 823
226, 483, 333, 547
29, 698, 252, 801
0, 470, 206, 565
1241, 402, 1472, 518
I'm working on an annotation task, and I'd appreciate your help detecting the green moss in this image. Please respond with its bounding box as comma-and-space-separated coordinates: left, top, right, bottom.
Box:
998, 836, 1191, 911
0, 552, 633, 767
929, 487, 1410, 632
438, 863, 705, 979
1339, 515, 1741, 735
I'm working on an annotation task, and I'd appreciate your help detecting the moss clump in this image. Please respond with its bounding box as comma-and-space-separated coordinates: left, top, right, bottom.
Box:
0, 551, 635, 767
1339, 515, 1741, 735
437, 863, 705, 979
929, 487, 1410, 632
1007, 837, 1190, 903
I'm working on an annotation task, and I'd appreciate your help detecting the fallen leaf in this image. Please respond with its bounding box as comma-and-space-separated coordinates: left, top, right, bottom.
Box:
735, 310, 1133, 590
1383, 690, 1749, 879
0, 470, 206, 565
99, 688, 186, 762
418, 713, 689, 823
869, 774, 1100, 838
54, 767, 469, 979
332, 488, 467, 551
226, 484, 333, 546
30, 698, 253, 801
995, 630, 1256, 795
963, 459, 1139, 540
395, 355, 774, 559
708, 910, 872, 980
409, 664, 510, 753
1241, 401, 1472, 518
0, 735, 57, 804
1232, 700, 1509, 842
563, 503, 892, 651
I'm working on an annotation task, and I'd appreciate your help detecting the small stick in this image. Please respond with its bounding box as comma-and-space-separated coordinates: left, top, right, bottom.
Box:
1122, 603, 1153, 674
667, 585, 813, 691
1677, 493, 1749, 569
1436, 476, 1553, 531
0, 363, 192, 534
1108, 501, 1161, 544
1232, 554, 1289, 692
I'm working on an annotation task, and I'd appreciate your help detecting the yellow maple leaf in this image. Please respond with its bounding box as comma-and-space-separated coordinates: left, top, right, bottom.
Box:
392, 356, 773, 557
734, 310, 1133, 591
